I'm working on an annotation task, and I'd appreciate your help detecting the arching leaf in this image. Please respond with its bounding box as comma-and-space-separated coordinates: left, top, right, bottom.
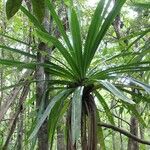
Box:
31, 0, 45, 23
6, 0, 22, 19
29, 89, 73, 139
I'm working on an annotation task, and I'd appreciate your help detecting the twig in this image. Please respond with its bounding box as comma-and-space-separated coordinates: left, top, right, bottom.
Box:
98, 122, 150, 145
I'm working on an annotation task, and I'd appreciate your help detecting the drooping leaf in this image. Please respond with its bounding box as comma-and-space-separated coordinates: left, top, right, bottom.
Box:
48, 96, 70, 150
29, 89, 73, 139
71, 86, 84, 144
31, 0, 45, 23
100, 80, 135, 104
0, 45, 36, 58
119, 88, 150, 103
0, 59, 35, 69
0, 33, 31, 46
90, 61, 150, 79
96, 110, 106, 150
94, 91, 115, 125
132, 2, 150, 9
129, 78, 150, 94
6, 0, 22, 19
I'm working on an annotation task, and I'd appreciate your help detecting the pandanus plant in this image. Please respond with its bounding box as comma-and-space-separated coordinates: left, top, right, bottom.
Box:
1, 0, 150, 149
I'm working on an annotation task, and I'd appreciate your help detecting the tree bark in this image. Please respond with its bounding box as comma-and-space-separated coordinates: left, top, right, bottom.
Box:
36, 8, 51, 150
36, 42, 49, 150
127, 116, 139, 150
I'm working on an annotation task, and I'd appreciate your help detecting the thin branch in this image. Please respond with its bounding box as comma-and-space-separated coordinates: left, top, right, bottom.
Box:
0, 70, 33, 122
2, 83, 30, 149
98, 122, 150, 145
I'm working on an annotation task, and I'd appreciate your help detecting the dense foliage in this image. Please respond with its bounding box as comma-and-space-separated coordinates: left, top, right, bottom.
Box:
0, 0, 150, 149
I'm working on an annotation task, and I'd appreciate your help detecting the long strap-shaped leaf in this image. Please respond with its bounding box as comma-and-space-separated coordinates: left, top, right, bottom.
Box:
20, 6, 45, 31
129, 78, 150, 94
6, 0, 22, 19
0, 33, 31, 47
69, 8, 83, 78
90, 61, 150, 79
0, 59, 75, 79
100, 80, 135, 104
94, 91, 115, 125
45, 0, 74, 55
96, 110, 106, 150
31, 0, 45, 23
36, 29, 80, 77
0, 59, 35, 69
86, 0, 126, 71
71, 86, 84, 145
48, 96, 70, 150
29, 89, 73, 139
0, 45, 36, 59
83, 0, 105, 74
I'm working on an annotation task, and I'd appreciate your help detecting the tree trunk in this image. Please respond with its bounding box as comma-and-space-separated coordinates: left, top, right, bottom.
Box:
127, 116, 139, 150
17, 105, 23, 150
36, 8, 51, 150
36, 42, 49, 150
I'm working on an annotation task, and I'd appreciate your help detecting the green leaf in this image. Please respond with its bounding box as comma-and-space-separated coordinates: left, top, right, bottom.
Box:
83, 0, 105, 74
69, 8, 83, 77
119, 88, 150, 103
87, 0, 126, 69
118, 28, 150, 44
100, 80, 135, 104
36, 29, 80, 77
20, 6, 45, 31
127, 105, 146, 127
45, 0, 74, 54
29, 89, 73, 139
0, 33, 31, 47
129, 78, 150, 94
96, 110, 106, 150
94, 91, 115, 125
0, 45, 36, 58
0, 59, 35, 69
71, 86, 84, 144
48, 97, 70, 150
6, 0, 22, 19
90, 61, 150, 79
31, 0, 45, 23
132, 2, 150, 9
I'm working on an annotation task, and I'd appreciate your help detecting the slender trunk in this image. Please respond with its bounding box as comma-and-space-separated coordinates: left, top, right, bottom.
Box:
17, 105, 23, 150
2, 82, 30, 149
119, 113, 124, 150
111, 100, 116, 150
36, 8, 50, 150
127, 116, 139, 150
36, 42, 49, 150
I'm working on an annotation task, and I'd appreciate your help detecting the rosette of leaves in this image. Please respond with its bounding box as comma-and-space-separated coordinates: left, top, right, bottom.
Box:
1, 0, 150, 149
